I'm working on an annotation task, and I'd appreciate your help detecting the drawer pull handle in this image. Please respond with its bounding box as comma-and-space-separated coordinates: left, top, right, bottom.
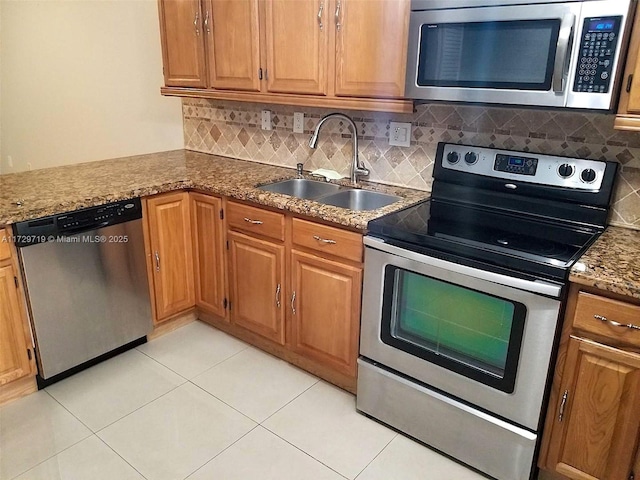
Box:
243, 217, 263, 225
291, 291, 296, 315
275, 283, 281, 308
594, 314, 640, 331
313, 235, 336, 244
154, 251, 160, 272
558, 389, 568, 422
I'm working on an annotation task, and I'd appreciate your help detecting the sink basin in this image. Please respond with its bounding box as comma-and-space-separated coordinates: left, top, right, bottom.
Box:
317, 189, 401, 211
258, 178, 342, 199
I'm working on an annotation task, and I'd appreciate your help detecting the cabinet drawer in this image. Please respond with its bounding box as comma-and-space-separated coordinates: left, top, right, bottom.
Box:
0, 228, 11, 261
227, 202, 285, 241
292, 218, 363, 262
573, 291, 640, 347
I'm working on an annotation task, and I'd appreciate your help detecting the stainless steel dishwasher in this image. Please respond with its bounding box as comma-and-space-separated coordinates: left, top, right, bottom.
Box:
14, 198, 152, 388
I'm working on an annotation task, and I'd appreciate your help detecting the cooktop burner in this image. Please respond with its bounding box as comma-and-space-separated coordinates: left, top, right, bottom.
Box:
367, 143, 618, 282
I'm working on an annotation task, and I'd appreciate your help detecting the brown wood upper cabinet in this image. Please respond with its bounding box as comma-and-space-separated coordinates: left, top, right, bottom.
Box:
539, 284, 640, 480
157, 0, 411, 109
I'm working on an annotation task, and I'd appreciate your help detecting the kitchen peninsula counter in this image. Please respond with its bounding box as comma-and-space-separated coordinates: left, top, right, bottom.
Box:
570, 226, 640, 300
0, 150, 428, 229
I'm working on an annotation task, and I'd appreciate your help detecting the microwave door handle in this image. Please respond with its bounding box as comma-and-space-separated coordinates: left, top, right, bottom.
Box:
552, 13, 575, 93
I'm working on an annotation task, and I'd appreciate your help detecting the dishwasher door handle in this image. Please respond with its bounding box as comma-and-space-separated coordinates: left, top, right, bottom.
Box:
154, 251, 160, 272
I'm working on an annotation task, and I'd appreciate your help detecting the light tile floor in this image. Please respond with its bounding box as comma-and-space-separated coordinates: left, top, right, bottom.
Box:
0, 321, 495, 480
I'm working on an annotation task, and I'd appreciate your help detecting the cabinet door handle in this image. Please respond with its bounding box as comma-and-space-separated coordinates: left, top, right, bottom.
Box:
243, 217, 263, 225
558, 389, 568, 422
317, 2, 324, 31
313, 234, 336, 244
204, 10, 211, 34
275, 283, 281, 308
594, 314, 640, 331
291, 291, 296, 315
154, 251, 160, 272
194, 10, 200, 36
334, 0, 341, 31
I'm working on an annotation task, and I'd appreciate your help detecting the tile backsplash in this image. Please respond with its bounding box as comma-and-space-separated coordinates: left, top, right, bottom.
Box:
183, 98, 640, 230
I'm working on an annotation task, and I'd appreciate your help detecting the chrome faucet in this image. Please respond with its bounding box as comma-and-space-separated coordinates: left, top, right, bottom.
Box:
308, 113, 370, 184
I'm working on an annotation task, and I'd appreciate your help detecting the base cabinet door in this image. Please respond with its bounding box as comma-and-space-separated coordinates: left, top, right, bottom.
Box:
545, 336, 640, 480
290, 249, 361, 377
190, 193, 226, 318
145, 192, 195, 323
228, 231, 285, 345
0, 263, 33, 385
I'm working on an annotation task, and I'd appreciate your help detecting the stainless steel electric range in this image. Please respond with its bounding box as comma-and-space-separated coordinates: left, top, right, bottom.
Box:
357, 142, 618, 480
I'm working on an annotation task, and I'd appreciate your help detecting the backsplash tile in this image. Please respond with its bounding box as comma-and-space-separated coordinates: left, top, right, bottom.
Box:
183, 98, 640, 230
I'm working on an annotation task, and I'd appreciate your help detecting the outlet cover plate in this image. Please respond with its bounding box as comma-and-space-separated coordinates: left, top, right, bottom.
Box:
293, 112, 304, 133
261, 110, 272, 131
389, 122, 411, 147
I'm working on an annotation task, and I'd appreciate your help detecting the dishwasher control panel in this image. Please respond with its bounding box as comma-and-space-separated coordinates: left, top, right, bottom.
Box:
14, 198, 142, 246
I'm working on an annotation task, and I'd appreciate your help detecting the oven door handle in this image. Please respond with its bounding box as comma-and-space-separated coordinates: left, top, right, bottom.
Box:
364, 236, 562, 298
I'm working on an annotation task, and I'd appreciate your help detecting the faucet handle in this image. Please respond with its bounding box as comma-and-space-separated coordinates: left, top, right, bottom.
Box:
296, 163, 304, 177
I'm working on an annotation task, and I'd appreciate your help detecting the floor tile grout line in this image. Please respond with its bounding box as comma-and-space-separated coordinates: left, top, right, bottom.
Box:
258, 423, 350, 480
181, 424, 261, 480
352, 433, 399, 479
258, 376, 321, 425
187, 379, 259, 425
186, 342, 254, 381
94, 382, 185, 435
93, 434, 151, 480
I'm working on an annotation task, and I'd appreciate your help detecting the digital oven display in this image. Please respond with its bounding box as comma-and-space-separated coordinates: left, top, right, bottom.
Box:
588, 19, 615, 31
494, 154, 538, 176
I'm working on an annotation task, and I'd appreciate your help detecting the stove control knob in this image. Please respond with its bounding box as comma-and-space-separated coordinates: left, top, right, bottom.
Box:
581, 168, 597, 183
446, 151, 460, 164
464, 152, 478, 165
558, 163, 574, 178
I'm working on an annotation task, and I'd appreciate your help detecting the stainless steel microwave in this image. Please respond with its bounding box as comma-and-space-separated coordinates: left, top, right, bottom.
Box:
405, 0, 636, 110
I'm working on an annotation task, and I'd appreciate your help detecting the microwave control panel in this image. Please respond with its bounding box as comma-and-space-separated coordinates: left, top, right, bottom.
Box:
573, 16, 622, 94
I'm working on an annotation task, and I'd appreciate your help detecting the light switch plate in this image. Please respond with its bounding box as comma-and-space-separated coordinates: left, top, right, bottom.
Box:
261, 110, 272, 131
293, 112, 304, 133
389, 121, 411, 147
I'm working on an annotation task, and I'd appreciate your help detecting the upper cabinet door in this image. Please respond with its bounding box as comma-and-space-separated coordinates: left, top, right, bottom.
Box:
205, 0, 262, 91
264, 0, 328, 95
334, 0, 409, 98
158, 0, 208, 88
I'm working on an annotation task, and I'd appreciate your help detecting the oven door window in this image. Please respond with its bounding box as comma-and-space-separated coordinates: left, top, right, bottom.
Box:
417, 19, 561, 90
381, 267, 526, 393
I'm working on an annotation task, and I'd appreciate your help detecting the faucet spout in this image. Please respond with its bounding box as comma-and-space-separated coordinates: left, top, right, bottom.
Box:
308, 113, 369, 184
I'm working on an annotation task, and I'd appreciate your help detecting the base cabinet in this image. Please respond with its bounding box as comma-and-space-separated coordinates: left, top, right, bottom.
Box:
291, 249, 361, 377
540, 284, 640, 480
144, 192, 195, 323
0, 228, 36, 394
228, 231, 286, 345
191, 193, 226, 318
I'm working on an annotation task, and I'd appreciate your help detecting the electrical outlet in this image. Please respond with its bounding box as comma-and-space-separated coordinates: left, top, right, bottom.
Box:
261, 110, 272, 130
7, 156, 13, 168
293, 112, 304, 133
27, 162, 32, 171
389, 121, 412, 147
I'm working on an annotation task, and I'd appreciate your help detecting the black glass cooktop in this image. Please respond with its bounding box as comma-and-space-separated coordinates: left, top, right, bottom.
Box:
367, 199, 600, 282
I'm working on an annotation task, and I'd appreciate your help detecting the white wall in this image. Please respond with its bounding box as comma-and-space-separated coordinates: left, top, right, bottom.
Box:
0, 0, 184, 173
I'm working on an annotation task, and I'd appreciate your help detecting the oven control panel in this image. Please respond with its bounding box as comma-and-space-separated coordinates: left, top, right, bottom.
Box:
441, 144, 607, 190
573, 16, 622, 94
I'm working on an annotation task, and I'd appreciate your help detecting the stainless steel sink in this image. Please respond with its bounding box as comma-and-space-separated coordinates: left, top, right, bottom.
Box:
316, 189, 401, 211
258, 178, 342, 199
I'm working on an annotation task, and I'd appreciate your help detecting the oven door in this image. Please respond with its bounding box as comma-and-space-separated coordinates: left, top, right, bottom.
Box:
360, 236, 562, 430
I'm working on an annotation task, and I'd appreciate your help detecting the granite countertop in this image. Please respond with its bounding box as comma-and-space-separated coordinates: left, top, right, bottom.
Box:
0, 149, 428, 230
570, 226, 640, 300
